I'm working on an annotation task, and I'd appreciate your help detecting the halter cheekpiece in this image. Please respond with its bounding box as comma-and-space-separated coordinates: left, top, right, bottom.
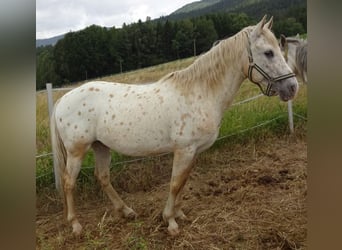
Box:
246, 36, 295, 96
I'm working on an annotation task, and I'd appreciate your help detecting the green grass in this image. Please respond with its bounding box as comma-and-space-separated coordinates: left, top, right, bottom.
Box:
36, 56, 307, 189
221, 91, 306, 137
126, 221, 148, 250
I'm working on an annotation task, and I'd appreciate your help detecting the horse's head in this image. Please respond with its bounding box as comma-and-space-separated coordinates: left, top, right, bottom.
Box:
246, 16, 298, 102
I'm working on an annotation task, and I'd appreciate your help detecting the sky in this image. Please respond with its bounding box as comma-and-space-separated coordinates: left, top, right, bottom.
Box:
36, 0, 195, 39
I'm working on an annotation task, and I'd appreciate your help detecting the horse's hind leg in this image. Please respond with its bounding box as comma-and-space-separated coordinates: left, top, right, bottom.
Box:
163, 147, 196, 235
92, 141, 137, 218
63, 152, 85, 235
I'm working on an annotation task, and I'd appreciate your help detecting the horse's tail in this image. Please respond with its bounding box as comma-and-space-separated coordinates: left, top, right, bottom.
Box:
50, 100, 67, 197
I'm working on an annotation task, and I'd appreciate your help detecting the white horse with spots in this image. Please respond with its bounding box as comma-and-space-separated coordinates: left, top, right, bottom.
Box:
51, 16, 298, 236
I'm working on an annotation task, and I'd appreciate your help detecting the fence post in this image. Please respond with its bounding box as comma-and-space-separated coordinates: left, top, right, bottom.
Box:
46, 83, 58, 188
287, 100, 294, 133
46, 83, 54, 119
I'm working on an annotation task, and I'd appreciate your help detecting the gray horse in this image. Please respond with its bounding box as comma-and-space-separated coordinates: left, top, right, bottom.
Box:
280, 34, 307, 84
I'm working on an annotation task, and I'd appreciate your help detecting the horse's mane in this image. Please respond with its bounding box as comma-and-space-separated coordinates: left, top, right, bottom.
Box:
160, 27, 253, 95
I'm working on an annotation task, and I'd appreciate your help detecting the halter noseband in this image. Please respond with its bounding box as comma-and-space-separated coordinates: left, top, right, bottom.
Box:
246, 37, 295, 96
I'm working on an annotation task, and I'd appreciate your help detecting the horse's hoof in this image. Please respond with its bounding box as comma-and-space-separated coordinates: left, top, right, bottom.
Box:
168, 225, 180, 236
123, 207, 137, 220
167, 219, 180, 236
72, 222, 82, 236
126, 211, 138, 220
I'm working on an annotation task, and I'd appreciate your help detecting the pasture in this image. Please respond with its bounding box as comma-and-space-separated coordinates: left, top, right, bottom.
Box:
36, 56, 307, 249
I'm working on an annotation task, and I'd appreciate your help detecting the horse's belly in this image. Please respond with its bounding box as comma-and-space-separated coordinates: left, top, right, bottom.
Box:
96, 120, 174, 156
99, 132, 174, 156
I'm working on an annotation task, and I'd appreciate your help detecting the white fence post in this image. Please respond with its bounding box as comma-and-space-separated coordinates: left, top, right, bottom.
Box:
46, 83, 58, 188
287, 100, 294, 133
46, 83, 54, 119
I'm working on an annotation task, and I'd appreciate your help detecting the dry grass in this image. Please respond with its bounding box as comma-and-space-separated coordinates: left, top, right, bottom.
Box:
36, 134, 307, 249
100, 58, 195, 84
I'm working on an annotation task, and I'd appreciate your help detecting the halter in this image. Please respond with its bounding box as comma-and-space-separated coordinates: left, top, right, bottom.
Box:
246, 37, 295, 96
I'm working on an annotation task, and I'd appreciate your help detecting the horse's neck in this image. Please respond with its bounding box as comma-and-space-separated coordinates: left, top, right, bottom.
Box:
192, 38, 247, 113
161, 32, 249, 125
215, 66, 246, 113
287, 43, 299, 72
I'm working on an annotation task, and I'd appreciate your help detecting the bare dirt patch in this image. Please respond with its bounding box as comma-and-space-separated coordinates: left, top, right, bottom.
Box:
36, 134, 307, 249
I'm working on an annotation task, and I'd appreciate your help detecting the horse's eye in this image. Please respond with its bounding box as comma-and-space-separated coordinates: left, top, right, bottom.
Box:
264, 50, 274, 58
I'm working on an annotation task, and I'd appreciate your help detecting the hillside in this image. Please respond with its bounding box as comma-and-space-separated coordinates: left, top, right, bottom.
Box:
172, 0, 221, 15
167, 0, 306, 21
36, 34, 65, 47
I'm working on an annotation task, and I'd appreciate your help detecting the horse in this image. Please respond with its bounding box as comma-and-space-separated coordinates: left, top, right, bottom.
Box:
50, 15, 298, 236
280, 34, 308, 84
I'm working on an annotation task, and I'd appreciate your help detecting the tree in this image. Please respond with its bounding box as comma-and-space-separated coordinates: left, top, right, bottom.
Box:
230, 13, 251, 34
36, 45, 61, 89
273, 17, 305, 37
193, 17, 218, 54
53, 25, 113, 83
160, 20, 176, 61
210, 12, 234, 39
172, 19, 194, 58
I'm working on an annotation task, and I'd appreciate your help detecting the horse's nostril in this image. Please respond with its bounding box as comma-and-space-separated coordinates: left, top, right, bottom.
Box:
290, 84, 297, 93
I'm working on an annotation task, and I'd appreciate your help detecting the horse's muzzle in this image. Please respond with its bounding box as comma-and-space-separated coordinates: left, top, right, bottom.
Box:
277, 78, 298, 101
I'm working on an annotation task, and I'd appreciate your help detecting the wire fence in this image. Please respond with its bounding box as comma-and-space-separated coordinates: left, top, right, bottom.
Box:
36, 83, 306, 180
36, 152, 53, 159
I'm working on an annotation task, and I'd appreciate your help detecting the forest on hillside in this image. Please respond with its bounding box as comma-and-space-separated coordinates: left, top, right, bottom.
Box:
36, 8, 306, 89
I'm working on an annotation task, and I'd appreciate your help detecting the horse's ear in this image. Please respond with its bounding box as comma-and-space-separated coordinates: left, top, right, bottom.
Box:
265, 16, 273, 30
280, 34, 287, 49
252, 15, 267, 37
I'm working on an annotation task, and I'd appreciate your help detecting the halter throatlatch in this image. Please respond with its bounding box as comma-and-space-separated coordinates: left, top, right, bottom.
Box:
246, 38, 296, 96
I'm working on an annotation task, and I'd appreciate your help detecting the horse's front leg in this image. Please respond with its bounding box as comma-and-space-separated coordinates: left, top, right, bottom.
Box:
163, 147, 196, 235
